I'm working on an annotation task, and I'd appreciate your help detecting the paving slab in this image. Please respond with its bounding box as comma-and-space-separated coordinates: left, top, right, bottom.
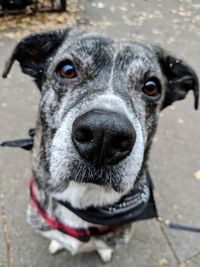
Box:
150, 97, 200, 262
184, 254, 200, 267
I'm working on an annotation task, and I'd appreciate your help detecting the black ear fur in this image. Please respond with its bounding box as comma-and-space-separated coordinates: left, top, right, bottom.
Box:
2, 29, 69, 83
154, 46, 199, 110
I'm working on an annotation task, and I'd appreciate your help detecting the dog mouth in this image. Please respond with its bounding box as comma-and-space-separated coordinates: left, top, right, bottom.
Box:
67, 159, 125, 192
57, 170, 151, 226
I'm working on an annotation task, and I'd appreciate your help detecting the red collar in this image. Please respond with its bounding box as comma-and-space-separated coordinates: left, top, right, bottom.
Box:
29, 178, 120, 242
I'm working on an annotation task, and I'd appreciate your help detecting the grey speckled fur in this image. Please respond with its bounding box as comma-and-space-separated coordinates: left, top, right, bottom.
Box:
3, 28, 199, 260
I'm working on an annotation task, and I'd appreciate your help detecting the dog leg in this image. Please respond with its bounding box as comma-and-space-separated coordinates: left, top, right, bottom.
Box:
97, 248, 113, 263
48, 240, 64, 254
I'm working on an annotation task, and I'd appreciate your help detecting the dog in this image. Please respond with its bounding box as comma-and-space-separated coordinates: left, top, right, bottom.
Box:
2, 28, 199, 262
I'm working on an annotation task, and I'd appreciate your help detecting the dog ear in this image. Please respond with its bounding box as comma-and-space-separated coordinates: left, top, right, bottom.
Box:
2, 29, 69, 80
154, 46, 199, 110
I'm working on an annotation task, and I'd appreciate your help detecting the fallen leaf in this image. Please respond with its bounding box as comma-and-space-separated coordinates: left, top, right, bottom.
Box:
194, 170, 200, 181
159, 258, 169, 265
57, 15, 66, 23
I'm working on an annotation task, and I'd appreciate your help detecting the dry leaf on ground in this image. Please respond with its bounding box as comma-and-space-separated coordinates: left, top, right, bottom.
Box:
194, 170, 200, 181
159, 258, 169, 266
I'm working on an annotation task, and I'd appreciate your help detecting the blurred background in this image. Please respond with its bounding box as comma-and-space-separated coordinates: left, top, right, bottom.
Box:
0, 1, 200, 267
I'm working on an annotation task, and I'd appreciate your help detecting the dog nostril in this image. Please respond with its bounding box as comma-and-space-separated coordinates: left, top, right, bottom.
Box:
111, 136, 133, 152
74, 128, 93, 143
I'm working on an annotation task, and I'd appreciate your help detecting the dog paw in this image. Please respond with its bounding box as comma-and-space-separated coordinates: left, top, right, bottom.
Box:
97, 248, 113, 263
48, 240, 64, 254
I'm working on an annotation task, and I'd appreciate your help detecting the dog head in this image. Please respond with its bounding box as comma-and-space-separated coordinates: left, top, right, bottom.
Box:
3, 29, 199, 199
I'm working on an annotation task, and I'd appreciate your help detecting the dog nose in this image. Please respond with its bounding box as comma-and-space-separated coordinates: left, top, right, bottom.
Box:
72, 110, 136, 166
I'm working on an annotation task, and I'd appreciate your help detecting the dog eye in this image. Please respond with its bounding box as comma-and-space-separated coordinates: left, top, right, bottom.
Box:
56, 61, 77, 79
142, 78, 161, 98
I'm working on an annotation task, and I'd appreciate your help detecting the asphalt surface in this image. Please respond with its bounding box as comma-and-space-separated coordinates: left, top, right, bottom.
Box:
0, 0, 200, 267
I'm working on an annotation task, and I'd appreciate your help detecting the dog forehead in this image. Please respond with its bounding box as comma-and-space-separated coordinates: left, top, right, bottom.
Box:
55, 33, 114, 60
55, 32, 156, 68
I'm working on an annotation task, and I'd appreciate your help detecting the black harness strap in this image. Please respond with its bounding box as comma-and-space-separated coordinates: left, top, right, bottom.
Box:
0, 128, 35, 151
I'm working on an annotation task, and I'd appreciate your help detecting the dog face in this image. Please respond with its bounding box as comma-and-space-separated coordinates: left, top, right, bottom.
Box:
3, 29, 199, 196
